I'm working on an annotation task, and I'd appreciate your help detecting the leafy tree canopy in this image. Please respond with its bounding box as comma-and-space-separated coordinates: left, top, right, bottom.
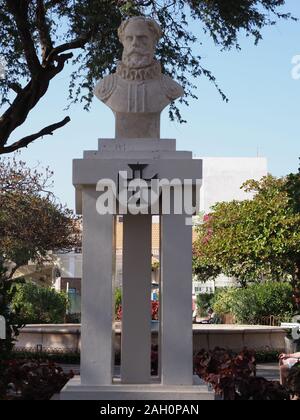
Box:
0, 155, 81, 270
0, 0, 294, 153
193, 173, 300, 288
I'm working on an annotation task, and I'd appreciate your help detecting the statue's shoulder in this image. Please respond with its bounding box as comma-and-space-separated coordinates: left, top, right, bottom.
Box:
161, 75, 184, 101
94, 73, 118, 102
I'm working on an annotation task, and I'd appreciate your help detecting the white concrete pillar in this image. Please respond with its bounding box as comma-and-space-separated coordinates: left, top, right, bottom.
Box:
81, 187, 114, 386
121, 214, 152, 384
160, 214, 193, 385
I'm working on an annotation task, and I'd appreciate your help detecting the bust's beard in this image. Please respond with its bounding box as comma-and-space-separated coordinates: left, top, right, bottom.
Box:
122, 51, 153, 69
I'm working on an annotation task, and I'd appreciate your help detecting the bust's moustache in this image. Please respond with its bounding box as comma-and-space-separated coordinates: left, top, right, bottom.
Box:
126, 49, 149, 57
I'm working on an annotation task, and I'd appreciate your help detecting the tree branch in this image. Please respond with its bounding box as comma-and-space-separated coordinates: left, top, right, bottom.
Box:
36, 0, 54, 64
0, 2, 90, 153
6, 0, 41, 74
0, 52, 72, 147
0, 117, 71, 155
46, 36, 90, 63
50, 52, 74, 75
8, 82, 23, 95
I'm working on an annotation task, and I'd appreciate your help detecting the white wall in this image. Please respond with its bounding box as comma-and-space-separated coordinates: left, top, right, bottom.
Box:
56, 252, 83, 279
198, 157, 268, 214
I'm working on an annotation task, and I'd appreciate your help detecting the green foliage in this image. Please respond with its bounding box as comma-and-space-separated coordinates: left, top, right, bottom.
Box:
196, 293, 214, 317
11, 283, 68, 324
0, 157, 80, 356
212, 288, 239, 318
1, 0, 292, 109
152, 260, 160, 271
3, 350, 81, 365
0, 261, 23, 356
0, 156, 81, 268
213, 283, 294, 324
0, 1, 295, 153
114, 287, 122, 316
255, 350, 281, 364
193, 174, 300, 287
284, 163, 300, 214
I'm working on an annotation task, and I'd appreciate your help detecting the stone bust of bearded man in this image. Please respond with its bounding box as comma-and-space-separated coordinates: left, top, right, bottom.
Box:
94, 16, 184, 139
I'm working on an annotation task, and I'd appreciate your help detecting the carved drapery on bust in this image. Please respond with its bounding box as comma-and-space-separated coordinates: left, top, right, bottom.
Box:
94, 16, 184, 139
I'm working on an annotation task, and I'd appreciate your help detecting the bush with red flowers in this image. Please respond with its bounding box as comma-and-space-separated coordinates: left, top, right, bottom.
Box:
151, 301, 159, 321
0, 359, 74, 400
194, 348, 289, 401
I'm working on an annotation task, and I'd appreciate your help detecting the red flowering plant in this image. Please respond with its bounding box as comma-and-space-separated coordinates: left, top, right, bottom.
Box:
194, 348, 289, 401
193, 213, 222, 281
116, 305, 122, 321
116, 301, 159, 321
0, 359, 74, 400
151, 301, 159, 321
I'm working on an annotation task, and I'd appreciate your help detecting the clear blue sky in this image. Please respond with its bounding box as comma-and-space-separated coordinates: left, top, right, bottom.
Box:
7, 1, 300, 210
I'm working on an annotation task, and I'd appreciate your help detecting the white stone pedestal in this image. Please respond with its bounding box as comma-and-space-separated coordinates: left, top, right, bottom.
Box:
60, 376, 214, 400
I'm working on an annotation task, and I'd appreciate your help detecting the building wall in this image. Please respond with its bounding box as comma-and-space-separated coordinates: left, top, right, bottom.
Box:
198, 157, 268, 214
56, 252, 83, 279
60, 278, 82, 295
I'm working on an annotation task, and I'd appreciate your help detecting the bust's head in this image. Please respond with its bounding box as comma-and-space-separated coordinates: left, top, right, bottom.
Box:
118, 17, 162, 69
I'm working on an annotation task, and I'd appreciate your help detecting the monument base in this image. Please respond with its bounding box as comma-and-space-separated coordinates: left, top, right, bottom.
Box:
60, 376, 215, 401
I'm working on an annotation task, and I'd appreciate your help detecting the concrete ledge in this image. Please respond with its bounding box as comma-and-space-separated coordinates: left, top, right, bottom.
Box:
192, 325, 286, 352
16, 324, 81, 352
16, 324, 287, 353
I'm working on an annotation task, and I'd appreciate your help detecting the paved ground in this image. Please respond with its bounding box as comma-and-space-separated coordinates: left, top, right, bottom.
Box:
256, 363, 280, 381
59, 363, 280, 382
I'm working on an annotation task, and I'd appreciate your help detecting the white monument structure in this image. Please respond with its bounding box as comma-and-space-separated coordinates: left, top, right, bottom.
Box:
61, 16, 213, 400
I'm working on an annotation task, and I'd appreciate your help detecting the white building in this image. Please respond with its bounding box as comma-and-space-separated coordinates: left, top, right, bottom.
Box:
199, 157, 268, 214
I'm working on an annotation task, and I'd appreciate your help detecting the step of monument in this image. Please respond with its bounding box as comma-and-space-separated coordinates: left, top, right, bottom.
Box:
84, 150, 193, 159
60, 376, 215, 401
98, 138, 177, 152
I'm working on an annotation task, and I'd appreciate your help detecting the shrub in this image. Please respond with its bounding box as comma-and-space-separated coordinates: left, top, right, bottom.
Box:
196, 293, 214, 317
194, 348, 289, 400
0, 359, 73, 400
212, 288, 238, 318
152, 301, 159, 321
255, 350, 281, 364
0, 263, 23, 357
115, 287, 122, 318
213, 283, 294, 325
65, 313, 81, 323
11, 283, 68, 324
5, 350, 81, 365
